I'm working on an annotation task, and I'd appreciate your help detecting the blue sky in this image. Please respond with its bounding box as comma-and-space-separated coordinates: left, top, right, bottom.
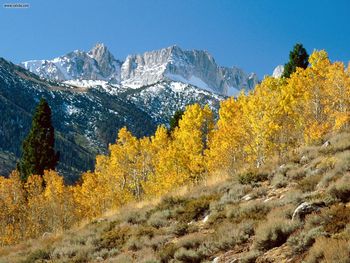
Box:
0, 0, 349, 77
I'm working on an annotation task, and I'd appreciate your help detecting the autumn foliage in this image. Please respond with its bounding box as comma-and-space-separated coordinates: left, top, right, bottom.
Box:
0, 50, 349, 245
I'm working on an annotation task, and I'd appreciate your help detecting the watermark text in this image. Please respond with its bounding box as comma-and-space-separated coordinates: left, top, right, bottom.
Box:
3, 3, 30, 8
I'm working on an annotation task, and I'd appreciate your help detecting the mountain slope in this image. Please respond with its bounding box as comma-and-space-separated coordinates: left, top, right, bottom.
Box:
2, 130, 349, 262
22, 44, 258, 96
0, 57, 223, 182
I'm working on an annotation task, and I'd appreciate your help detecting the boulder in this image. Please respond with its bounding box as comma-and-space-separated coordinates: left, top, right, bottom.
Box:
292, 201, 325, 221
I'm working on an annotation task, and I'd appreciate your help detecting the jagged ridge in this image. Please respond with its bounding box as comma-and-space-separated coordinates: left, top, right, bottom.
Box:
21, 44, 258, 96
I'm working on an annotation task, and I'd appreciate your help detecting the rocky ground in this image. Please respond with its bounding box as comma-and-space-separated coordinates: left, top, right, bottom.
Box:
0, 131, 349, 263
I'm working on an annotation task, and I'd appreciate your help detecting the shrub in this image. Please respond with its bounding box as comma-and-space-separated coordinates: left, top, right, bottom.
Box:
240, 250, 262, 263
174, 248, 201, 263
98, 224, 131, 250
238, 171, 268, 185
156, 196, 187, 212
124, 210, 148, 224
149, 235, 172, 251
71, 250, 90, 263
216, 183, 251, 206
286, 166, 306, 180
208, 221, 254, 252
254, 218, 298, 251
134, 247, 159, 263
279, 189, 303, 206
147, 210, 171, 228
227, 201, 270, 221
111, 253, 134, 263
322, 132, 350, 153
125, 236, 145, 251
287, 226, 326, 254
169, 222, 188, 236
305, 237, 350, 263
271, 173, 288, 188
133, 225, 157, 239
300, 146, 320, 160
328, 175, 350, 202
176, 233, 206, 250
206, 209, 226, 225
177, 195, 216, 222
50, 240, 95, 262
158, 243, 177, 263
22, 248, 51, 263
297, 173, 323, 192
321, 204, 350, 234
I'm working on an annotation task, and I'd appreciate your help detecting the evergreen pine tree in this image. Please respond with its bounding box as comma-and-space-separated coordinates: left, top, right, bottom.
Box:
283, 43, 309, 78
18, 98, 59, 181
168, 109, 184, 133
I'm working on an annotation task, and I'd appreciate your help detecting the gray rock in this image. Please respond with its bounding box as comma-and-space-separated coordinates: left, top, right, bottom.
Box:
300, 155, 309, 164
292, 201, 325, 221
321, 140, 331, 148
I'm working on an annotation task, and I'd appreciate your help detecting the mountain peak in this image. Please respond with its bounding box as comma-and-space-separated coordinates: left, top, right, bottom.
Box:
272, 65, 284, 78
88, 43, 113, 61
89, 43, 108, 54
21, 44, 258, 96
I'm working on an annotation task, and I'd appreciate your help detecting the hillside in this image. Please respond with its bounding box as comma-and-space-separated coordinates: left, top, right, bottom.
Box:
0, 130, 349, 263
0, 57, 223, 182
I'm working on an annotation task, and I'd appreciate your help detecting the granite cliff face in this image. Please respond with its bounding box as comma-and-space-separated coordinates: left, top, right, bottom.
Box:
22, 44, 258, 96
21, 43, 122, 83
121, 45, 258, 95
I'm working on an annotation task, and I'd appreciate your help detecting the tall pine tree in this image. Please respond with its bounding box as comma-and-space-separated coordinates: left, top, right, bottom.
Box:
18, 98, 59, 181
283, 43, 309, 78
168, 109, 184, 134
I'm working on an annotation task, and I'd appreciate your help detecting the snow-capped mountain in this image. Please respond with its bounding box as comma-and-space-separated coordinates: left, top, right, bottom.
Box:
272, 65, 284, 78
121, 45, 258, 96
20, 43, 122, 83
21, 44, 258, 96
0, 57, 222, 182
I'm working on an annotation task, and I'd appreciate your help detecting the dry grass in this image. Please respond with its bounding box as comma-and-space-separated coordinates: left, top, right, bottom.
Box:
304, 237, 350, 263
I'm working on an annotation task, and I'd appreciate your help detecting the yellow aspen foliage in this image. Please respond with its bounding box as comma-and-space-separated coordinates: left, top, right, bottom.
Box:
142, 125, 172, 196
145, 105, 214, 196
242, 77, 284, 167
107, 127, 148, 200
172, 104, 214, 182
207, 93, 249, 174
73, 171, 106, 218
0, 171, 26, 245
324, 62, 350, 130
42, 170, 76, 232
24, 174, 45, 238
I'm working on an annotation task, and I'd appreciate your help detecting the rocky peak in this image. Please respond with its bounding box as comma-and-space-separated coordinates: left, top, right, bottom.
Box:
272, 65, 284, 78
88, 43, 121, 80
21, 44, 258, 96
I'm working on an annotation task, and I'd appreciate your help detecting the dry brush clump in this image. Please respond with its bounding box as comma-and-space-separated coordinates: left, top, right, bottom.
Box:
304, 237, 350, 263
253, 207, 300, 251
